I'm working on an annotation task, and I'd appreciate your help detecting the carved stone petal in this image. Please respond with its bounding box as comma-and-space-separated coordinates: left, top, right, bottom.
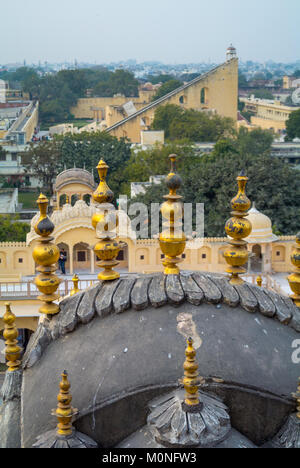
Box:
131, 276, 152, 311
248, 285, 276, 318
180, 273, 204, 305
148, 274, 167, 308
266, 291, 292, 324
95, 280, 120, 317
77, 284, 101, 324
208, 276, 239, 307
192, 273, 222, 304
59, 292, 83, 335
165, 275, 185, 305
113, 278, 136, 314
234, 283, 258, 313
188, 412, 206, 438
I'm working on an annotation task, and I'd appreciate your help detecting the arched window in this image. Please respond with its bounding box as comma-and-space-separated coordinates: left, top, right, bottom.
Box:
59, 194, 67, 207
71, 194, 79, 206
179, 96, 184, 104
83, 194, 91, 206
200, 88, 206, 104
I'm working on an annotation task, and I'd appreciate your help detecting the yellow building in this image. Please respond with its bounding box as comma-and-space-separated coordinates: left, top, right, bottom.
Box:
0, 169, 295, 281
240, 96, 300, 133
106, 58, 238, 143
0, 167, 297, 334
70, 85, 158, 121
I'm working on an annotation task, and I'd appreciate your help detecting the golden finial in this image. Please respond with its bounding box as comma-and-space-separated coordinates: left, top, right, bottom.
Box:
288, 233, 300, 308
92, 159, 120, 281
159, 154, 186, 275
3, 303, 21, 372
224, 171, 252, 285
33, 193, 61, 316
65, 195, 69, 204
182, 337, 200, 407
51, 371, 77, 436
70, 274, 80, 296
256, 275, 262, 287
292, 377, 300, 419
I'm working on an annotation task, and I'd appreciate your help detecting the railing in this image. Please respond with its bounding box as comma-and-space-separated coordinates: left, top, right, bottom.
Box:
0, 279, 98, 299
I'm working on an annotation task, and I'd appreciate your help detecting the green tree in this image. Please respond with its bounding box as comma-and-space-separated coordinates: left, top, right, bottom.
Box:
238, 74, 248, 88
146, 74, 175, 84
22, 141, 62, 195
0, 215, 30, 242
250, 89, 274, 100
93, 69, 139, 97
293, 70, 300, 79
152, 105, 236, 142
127, 129, 299, 237
151, 79, 182, 101
151, 104, 184, 139
286, 109, 300, 140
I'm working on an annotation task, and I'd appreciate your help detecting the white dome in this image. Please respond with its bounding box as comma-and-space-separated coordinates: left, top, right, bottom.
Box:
245, 203, 278, 243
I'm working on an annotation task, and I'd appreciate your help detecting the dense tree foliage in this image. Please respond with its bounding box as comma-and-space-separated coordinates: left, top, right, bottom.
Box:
286, 109, 300, 140
146, 74, 176, 84
124, 128, 300, 237
151, 104, 236, 141
151, 80, 183, 101
0, 215, 30, 242
2, 67, 139, 124
238, 74, 248, 88
22, 132, 131, 196
249, 89, 274, 100
92, 69, 139, 97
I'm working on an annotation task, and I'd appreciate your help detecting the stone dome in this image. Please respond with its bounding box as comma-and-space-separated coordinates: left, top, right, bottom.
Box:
53, 168, 96, 192
245, 203, 278, 243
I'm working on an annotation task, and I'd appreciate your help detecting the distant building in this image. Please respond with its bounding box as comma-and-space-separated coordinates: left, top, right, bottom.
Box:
106, 50, 238, 143
131, 175, 166, 198
240, 96, 300, 133
283, 75, 300, 90
0, 101, 39, 144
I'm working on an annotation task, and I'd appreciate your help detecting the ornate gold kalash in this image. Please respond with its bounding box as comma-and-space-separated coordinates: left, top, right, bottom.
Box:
182, 337, 202, 408
70, 274, 80, 296
256, 275, 262, 287
33, 194, 61, 316
159, 154, 186, 275
224, 171, 252, 285
3, 302, 21, 372
293, 377, 300, 420
288, 233, 300, 308
92, 159, 120, 281
51, 371, 78, 436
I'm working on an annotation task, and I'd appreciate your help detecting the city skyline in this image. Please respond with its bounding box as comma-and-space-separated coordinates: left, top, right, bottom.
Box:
1, 0, 299, 65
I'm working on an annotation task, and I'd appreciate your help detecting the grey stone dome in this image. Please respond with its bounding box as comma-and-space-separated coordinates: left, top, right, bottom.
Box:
18, 271, 300, 448
54, 168, 96, 192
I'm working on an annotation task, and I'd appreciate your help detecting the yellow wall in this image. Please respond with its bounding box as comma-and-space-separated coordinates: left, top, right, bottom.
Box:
251, 116, 286, 132
241, 97, 299, 133
71, 89, 156, 120
0, 242, 35, 282
107, 59, 238, 143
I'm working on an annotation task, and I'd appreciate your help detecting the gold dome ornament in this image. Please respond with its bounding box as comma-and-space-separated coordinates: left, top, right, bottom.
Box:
33, 194, 61, 316
70, 274, 80, 296
3, 303, 21, 372
92, 159, 120, 281
52, 371, 78, 436
159, 154, 186, 275
182, 337, 203, 408
224, 171, 252, 285
256, 276, 262, 287
288, 233, 300, 307
33, 371, 98, 448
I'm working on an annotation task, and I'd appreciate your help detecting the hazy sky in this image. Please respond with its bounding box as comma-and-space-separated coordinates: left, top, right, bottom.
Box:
1, 0, 299, 64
